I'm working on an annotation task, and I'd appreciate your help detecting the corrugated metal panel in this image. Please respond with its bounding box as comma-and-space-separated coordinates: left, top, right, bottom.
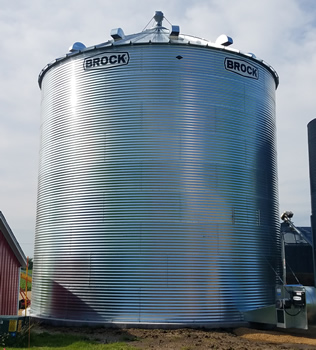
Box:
32, 43, 280, 325
0, 232, 20, 315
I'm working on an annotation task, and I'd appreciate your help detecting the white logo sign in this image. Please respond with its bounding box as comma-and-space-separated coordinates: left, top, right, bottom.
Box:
84, 52, 129, 70
225, 58, 258, 79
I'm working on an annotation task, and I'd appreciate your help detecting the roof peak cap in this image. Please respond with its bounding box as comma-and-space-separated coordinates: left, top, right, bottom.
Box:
153, 11, 164, 27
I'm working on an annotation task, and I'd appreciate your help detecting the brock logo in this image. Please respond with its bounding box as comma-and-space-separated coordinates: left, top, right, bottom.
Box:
84, 52, 129, 70
224, 58, 258, 80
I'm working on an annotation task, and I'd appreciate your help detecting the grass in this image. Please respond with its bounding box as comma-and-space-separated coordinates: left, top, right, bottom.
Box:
5, 331, 138, 350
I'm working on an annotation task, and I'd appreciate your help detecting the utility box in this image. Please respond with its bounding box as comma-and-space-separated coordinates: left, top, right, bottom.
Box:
276, 285, 307, 329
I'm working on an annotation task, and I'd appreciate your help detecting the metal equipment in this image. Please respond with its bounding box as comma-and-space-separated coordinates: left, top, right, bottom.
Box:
245, 211, 315, 330
276, 285, 307, 329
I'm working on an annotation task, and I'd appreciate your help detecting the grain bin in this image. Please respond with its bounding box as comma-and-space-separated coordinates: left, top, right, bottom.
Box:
308, 119, 316, 282
32, 12, 280, 326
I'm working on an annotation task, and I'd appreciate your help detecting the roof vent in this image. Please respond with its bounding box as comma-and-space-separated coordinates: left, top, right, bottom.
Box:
154, 11, 164, 26
215, 34, 233, 46
111, 28, 125, 41
69, 42, 86, 52
170, 25, 180, 38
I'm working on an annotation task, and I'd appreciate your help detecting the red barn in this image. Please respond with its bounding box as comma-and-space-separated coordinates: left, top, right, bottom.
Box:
0, 211, 26, 315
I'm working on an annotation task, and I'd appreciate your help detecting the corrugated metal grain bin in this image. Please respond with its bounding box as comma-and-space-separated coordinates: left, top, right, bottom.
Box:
32, 12, 280, 326
308, 118, 316, 275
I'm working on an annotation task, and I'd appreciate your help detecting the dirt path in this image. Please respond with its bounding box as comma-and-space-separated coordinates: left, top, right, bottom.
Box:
36, 324, 316, 349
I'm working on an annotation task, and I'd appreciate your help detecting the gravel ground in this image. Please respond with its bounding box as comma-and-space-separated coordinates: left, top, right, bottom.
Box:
35, 324, 316, 349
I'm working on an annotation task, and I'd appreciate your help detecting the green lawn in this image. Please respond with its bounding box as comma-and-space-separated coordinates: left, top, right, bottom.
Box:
4, 331, 138, 350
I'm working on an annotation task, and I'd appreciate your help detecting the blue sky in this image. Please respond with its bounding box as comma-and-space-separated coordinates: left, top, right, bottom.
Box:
1, 0, 316, 257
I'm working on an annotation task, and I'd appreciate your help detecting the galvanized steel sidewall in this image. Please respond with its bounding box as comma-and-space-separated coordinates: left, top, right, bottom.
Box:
32, 44, 280, 324
308, 119, 316, 270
